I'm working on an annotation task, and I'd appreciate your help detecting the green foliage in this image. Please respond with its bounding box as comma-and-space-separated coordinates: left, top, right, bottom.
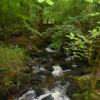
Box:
47, 19, 100, 59
0, 0, 99, 99
48, 25, 81, 49
89, 26, 100, 38
0, 46, 26, 87
64, 32, 90, 58
47, 24, 90, 58
73, 75, 100, 100
75, 76, 90, 90
0, 0, 99, 34
87, 25, 100, 64
0, 0, 38, 34
38, 0, 54, 5
72, 76, 91, 100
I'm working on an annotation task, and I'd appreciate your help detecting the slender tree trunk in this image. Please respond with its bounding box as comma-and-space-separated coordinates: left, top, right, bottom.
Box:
91, 66, 97, 93
38, 6, 44, 32
89, 38, 99, 93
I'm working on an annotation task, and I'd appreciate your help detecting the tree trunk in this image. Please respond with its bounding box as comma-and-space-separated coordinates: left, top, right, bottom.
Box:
91, 66, 97, 93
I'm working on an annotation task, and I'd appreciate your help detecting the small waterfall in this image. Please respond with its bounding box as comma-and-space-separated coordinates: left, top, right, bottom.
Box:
51, 81, 70, 100
52, 65, 63, 77
16, 81, 70, 100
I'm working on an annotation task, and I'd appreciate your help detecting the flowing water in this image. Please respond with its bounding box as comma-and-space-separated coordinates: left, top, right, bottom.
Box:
15, 49, 86, 100
16, 81, 70, 100
15, 62, 71, 100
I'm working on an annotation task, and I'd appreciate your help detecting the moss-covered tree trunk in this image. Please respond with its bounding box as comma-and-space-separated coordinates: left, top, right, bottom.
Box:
90, 36, 100, 97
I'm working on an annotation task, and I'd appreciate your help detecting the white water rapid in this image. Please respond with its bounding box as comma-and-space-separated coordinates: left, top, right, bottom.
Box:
16, 81, 70, 100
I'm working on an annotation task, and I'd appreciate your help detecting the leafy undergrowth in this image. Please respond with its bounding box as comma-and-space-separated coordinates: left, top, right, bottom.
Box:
72, 74, 100, 100
0, 45, 30, 99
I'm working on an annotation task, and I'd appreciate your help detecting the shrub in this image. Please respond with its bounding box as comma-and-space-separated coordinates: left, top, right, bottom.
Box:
46, 24, 90, 59
48, 25, 82, 50
0, 45, 26, 88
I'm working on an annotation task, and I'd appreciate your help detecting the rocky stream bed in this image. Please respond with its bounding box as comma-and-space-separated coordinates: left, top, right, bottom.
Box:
12, 47, 91, 100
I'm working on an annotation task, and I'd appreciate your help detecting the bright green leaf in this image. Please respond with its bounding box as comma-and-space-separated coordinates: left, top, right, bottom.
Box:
70, 32, 75, 38
89, 12, 100, 16
46, 0, 54, 5
38, 0, 45, 3
85, 0, 93, 3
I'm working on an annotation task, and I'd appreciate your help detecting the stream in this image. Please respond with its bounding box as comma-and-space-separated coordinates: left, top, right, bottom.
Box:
16, 81, 70, 100
15, 48, 89, 100
16, 63, 71, 100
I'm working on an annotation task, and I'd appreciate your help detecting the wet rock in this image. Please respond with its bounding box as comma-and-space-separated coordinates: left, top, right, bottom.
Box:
34, 67, 51, 76
40, 58, 52, 64
42, 94, 53, 100
38, 94, 53, 100
66, 83, 80, 97
17, 90, 36, 100
30, 77, 43, 85
8, 84, 18, 94
37, 70, 51, 76
35, 88, 46, 97
65, 56, 75, 62
60, 63, 71, 70
33, 57, 52, 65
58, 81, 69, 86
44, 66, 53, 72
